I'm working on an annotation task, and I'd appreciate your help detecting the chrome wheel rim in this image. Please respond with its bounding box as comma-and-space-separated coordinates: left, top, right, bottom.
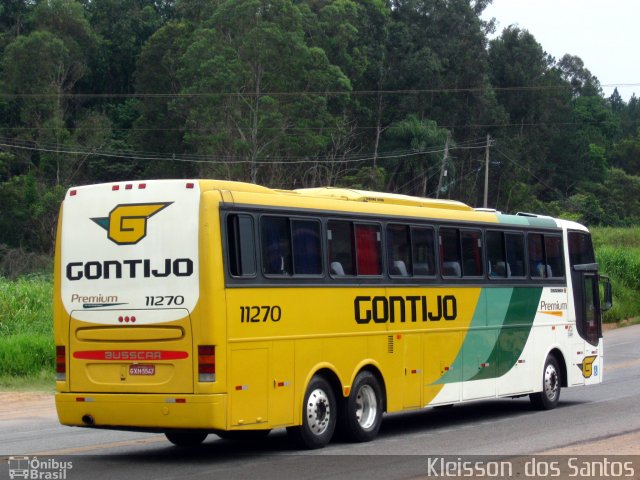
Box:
306, 388, 331, 435
543, 363, 559, 401
355, 384, 378, 430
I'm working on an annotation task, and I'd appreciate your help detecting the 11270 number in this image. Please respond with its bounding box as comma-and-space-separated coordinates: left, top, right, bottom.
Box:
240, 305, 281, 323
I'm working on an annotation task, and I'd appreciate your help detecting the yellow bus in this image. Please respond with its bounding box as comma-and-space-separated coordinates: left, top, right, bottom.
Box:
54, 179, 611, 448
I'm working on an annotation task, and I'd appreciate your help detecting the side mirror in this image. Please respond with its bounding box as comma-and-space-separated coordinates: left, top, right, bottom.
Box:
601, 276, 613, 311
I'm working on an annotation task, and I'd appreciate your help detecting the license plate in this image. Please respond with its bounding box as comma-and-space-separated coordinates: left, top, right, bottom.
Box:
129, 364, 155, 376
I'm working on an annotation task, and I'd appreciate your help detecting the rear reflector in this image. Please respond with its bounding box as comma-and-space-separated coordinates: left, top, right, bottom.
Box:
56, 346, 66, 381
198, 345, 216, 382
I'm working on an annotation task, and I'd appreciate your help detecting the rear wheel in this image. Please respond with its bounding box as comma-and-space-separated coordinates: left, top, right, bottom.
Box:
165, 431, 208, 447
287, 375, 336, 449
530, 355, 562, 410
341, 371, 384, 442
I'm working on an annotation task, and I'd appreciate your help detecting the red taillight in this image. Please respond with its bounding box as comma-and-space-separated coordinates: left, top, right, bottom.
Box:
56, 346, 66, 381
198, 345, 215, 382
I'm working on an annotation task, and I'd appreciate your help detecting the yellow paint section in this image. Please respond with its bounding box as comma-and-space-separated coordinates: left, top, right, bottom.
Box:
226, 286, 481, 414
55, 393, 227, 430
538, 310, 564, 317
107, 203, 170, 244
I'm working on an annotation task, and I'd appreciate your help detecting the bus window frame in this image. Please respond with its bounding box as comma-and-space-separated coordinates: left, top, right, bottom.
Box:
460, 227, 484, 278
222, 206, 567, 287
526, 231, 566, 281
485, 229, 527, 281
259, 213, 326, 279
225, 212, 258, 280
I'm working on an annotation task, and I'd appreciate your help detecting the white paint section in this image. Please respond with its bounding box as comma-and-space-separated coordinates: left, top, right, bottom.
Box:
60, 180, 200, 324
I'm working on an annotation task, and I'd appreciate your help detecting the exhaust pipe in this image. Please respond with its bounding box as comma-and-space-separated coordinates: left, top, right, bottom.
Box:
82, 414, 95, 426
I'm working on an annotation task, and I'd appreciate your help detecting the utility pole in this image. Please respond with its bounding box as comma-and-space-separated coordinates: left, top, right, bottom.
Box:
483, 133, 491, 208
436, 131, 450, 199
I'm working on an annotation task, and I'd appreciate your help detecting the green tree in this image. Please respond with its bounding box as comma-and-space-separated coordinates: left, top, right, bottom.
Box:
175, 0, 351, 185
384, 115, 449, 196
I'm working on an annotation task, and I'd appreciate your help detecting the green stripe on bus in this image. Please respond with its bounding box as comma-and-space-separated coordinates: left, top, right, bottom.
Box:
469, 287, 542, 381
433, 288, 513, 385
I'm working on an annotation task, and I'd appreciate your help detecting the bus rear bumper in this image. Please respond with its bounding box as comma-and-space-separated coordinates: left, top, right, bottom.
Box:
55, 392, 227, 431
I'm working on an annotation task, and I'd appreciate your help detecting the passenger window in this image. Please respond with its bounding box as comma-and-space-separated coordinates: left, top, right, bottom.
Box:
528, 233, 563, 278
505, 233, 525, 277
545, 236, 564, 278
328, 220, 355, 276
387, 224, 411, 276
461, 230, 483, 277
227, 214, 256, 277
412, 227, 435, 276
440, 228, 462, 277
486, 230, 507, 278
355, 224, 382, 275
292, 219, 322, 275
261, 216, 292, 275
528, 234, 546, 278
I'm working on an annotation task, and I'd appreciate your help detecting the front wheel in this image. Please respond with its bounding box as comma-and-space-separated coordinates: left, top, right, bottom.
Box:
165, 430, 208, 447
530, 355, 562, 410
287, 375, 336, 449
341, 371, 384, 442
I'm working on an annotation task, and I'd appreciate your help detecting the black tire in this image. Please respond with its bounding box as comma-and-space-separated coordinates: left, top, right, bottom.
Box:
216, 429, 271, 441
530, 354, 562, 410
165, 431, 208, 447
287, 375, 336, 449
341, 371, 384, 443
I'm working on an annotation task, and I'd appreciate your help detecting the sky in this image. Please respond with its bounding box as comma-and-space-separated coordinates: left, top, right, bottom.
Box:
482, 0, 640, 101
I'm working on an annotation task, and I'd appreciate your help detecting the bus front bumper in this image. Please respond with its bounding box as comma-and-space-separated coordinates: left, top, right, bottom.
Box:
55, 393, 227, 431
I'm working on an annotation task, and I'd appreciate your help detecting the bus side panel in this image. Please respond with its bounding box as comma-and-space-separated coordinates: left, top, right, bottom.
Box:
229, 346, 269, 427
270, 340, 295, 427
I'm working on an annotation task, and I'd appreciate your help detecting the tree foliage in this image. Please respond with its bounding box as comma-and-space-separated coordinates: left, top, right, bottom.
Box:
0, 0, 639, 256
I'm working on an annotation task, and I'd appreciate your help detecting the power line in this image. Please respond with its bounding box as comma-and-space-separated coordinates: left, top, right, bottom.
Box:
492, 146, 566, 201
0, 138, 489, 165
0, 83, 638, 99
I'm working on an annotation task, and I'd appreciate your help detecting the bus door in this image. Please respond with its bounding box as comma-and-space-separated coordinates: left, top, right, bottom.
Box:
568, 230, 610, 386
571, 267, 606, 385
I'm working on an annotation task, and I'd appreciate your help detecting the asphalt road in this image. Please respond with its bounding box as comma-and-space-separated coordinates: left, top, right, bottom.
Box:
1, 325, 639, 480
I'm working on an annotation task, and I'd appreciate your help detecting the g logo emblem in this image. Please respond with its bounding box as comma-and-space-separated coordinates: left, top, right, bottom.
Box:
578, 355, 597, 378
92, 203, 172, 245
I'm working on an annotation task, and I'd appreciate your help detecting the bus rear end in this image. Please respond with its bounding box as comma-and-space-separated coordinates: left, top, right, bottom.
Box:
54, 180, 225, 435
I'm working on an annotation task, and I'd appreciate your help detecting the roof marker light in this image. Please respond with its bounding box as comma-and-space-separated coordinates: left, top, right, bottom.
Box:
125, 184, 133, 190
112, 185, 120, 191
186, 182, 195, 189
70, 190, 77, 197
139, 183, 146, 189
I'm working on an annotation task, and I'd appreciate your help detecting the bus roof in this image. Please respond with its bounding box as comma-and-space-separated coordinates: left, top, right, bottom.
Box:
71, 179, 565, 230
293, 187, 473, 211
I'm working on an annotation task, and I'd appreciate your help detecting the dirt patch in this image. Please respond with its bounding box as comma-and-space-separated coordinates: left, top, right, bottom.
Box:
603, 318, 639, 331
541, 430, 640, 455
0, 391, 56, 421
